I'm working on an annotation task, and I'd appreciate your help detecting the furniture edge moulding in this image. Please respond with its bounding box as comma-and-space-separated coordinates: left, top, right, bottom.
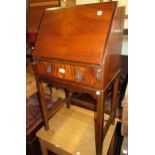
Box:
102, 6, 125, 90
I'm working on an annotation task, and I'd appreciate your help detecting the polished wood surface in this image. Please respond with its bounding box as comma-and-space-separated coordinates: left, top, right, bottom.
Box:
27, 6, 47, 34
36, 105, 118, 155
32, 2, 124, 155
27, 0, 60, 44
102, 6, 125, 89
33, 2, 116, 65
37, 61, 97, 88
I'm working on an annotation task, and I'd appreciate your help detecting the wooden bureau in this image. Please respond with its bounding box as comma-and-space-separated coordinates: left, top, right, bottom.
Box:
27, 0, 60, 45
32, 2, 125, 155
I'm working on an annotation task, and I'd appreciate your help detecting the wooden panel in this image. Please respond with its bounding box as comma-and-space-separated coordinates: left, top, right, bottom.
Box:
36, 105, 118, 155
27, 6, 47, 33
102, 6, 125, 89
33, 2, 117, 65
27, 0, 60, 44
37, 61, 97, 88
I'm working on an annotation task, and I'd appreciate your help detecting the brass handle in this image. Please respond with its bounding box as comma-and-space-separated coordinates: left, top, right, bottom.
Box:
46, 65, 52, 73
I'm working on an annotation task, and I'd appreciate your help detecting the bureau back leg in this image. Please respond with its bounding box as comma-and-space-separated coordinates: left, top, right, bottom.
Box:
66, 90, 71, 109
111, 78, 119, 124
39, 139, 48, 155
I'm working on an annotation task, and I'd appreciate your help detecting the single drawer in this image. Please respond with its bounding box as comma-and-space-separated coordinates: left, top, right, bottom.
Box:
37, 61, 97, 87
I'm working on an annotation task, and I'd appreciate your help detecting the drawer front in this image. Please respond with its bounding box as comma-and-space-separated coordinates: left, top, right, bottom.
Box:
37, 61, 97, 87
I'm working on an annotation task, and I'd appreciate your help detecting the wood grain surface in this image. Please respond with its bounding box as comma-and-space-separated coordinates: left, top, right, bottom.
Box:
36, 105, 118, 155
37, 61, 97, 88
33, 2, 116, 65
27, 0, 60, 44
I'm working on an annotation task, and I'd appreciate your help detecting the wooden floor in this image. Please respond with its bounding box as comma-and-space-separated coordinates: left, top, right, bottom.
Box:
36, 104, 117, 155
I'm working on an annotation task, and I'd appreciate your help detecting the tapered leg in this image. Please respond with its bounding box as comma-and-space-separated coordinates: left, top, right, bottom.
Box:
39, 139, 48, 155
108, 133, 115, 155
66, 90, 71, 109
36, 78, 49, 130
94, 91, 104, 155
111, 78, 119, 122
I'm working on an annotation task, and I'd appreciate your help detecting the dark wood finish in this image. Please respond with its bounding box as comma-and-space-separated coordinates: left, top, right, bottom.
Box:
66, 90, 71, 108
32, 2, 125, 155
101, 7, 125, 90
37, 61, 97, 88
36, 78, 49, 130
33, 2, 116, 65
27, 0, 60, 45
123, 29, 128, 35
118, 55, 128, 106
94, 91, 104, 155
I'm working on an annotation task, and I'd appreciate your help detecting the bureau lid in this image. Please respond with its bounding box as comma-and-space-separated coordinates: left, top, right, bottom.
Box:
32, 2, 116, 65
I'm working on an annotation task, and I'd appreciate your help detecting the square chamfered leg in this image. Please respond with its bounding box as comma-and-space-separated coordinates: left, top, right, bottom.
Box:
94, 91, 104, 155
111, 78, 119, 123
66, 90, 71, 109
39, 139, 48, 155
36, 77, 49, 130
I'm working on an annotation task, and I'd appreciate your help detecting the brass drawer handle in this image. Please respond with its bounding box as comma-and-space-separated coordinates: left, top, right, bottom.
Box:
75, 70, 83, 80
46, 65, 52, 73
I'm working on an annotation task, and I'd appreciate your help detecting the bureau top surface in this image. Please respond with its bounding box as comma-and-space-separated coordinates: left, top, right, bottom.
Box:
33, 2, 116, 65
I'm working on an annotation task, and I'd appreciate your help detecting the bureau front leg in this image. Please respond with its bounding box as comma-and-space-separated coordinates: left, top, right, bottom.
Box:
94, 91, 104, 155
36, 78, 49, 130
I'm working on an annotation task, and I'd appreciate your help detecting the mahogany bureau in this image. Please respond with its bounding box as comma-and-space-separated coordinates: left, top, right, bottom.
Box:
27, 0, 60, 46
32, 2, 124, 155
